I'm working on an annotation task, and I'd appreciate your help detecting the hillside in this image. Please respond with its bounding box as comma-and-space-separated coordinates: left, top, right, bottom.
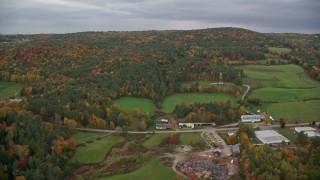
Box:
1, 27, 320, 180
0, 27, 319, 127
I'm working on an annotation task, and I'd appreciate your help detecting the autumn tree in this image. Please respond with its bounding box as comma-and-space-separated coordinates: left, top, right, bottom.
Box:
139, 120, 147, 131
109, 121, 115, 130
240, 132, 249, 147
296, 132, 309, 146
219, 72, 223, 81
227, 135, 238, 145
239, 106, 246, 116
263, 116, 270, 125
279, 118, 286, 128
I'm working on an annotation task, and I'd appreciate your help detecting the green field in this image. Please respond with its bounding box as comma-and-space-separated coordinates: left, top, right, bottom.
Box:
259, 102, 320, 123
143, 134, 168, 148
181, 81, 235, 89
250, 87, 320, 102
143, 133, 203, 148
0, 82, 25, 99
268, 47, 292, 53
276, 128, 297, 143
242, 64, 320, 88
242, 64, 320, 122
113, 97, 155, 116
305, 100, 320, 109
180, 132, 203, 145
71, 135, 124, 164
72, 131, 107, 143
99, 160, 175, 180
161, 93, 236, 113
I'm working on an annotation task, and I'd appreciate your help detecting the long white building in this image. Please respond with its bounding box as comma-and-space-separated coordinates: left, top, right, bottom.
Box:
241, 115, 261, 123
255, 130, 290, 145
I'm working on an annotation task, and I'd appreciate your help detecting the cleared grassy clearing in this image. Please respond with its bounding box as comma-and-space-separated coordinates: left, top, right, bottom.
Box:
113, 97, 155, 116
268, 47, 291, 53
143, 134, 167, 148
71, 135, 124, 164
161, 93, 236, 113
181, 81, 235, 89
143, 133, 203, 148
276, 128, 297, 143
259, 102, 320, 123
250, 87, 320, 102
0, 82, 25, 99
72, 131, 107, 143
241, 64, 320, 88
99, 160, 175, 180
305, 100, 320, 109
180, 132, 203, 145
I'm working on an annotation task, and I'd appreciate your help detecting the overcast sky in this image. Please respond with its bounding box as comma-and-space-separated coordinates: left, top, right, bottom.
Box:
0, 0, 319, 34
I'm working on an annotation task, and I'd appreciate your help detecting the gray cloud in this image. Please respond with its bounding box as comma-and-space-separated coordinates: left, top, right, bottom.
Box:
0, 0, 319, 34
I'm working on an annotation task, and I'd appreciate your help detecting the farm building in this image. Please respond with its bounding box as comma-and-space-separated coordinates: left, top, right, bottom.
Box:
160, 119, 168, 123
294, 127, 320, 138
178, 122, 216, 129
231, 144, 240, 156
228, 131, 236, 136
241, 115, 262, 123
255, 130, 290, 145
156, 124, 169, 130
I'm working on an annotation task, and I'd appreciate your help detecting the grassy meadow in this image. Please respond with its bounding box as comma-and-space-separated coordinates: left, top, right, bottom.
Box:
242, 64, 320, 122
71, 134, 124, 164
0, 82, 25, 99
143, 133, 203, 148
276, 128, 297, 143
258, 102, 320, 123
250, 87, 320, 102
72, 131, 107, 143
242, 64, 319, 88
161, 93, 236, 113
179, 132, 203, 145
113, 97, 155, 116
268, 47, 292, 53
99, 160, 175, 180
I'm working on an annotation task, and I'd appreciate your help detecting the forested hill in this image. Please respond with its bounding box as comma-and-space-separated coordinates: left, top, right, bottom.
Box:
0, 27, 319, 126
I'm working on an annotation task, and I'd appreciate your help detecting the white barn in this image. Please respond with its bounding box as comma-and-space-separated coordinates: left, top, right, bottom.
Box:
241, 115, 262, 123
255, 130, 290, 144
295, 127, 320, 138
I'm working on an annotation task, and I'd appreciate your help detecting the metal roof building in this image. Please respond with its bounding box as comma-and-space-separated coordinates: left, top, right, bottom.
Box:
241, 115, 262, 123
294, 127, 316, 133
295, 127, 320, 138
255, 130, 290, 144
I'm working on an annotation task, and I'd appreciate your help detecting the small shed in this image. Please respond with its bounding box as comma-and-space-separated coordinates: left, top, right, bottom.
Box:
156, 124, 168, 130
231, 144, 240, 156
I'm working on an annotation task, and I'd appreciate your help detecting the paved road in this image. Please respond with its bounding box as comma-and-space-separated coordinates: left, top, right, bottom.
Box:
73, 122, 311, 134
210, 82, 250, 100
74, 127, 240, 134
242, 84, 250, 100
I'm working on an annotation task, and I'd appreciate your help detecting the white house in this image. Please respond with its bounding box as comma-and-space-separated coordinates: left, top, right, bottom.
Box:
241, 115, 262, 123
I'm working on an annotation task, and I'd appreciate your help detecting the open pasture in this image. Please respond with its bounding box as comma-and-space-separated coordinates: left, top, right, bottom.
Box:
249, 87, 320, 102
71, 134, 124, 164
258, 102, 319, 123
268, 47, 292, 53
143, 132, 203, 148
161, 93, 236, 113
99, 160, 175, 180
113, 97, 155, 116
0, 82, 25, 99
241, 64, 320, 88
